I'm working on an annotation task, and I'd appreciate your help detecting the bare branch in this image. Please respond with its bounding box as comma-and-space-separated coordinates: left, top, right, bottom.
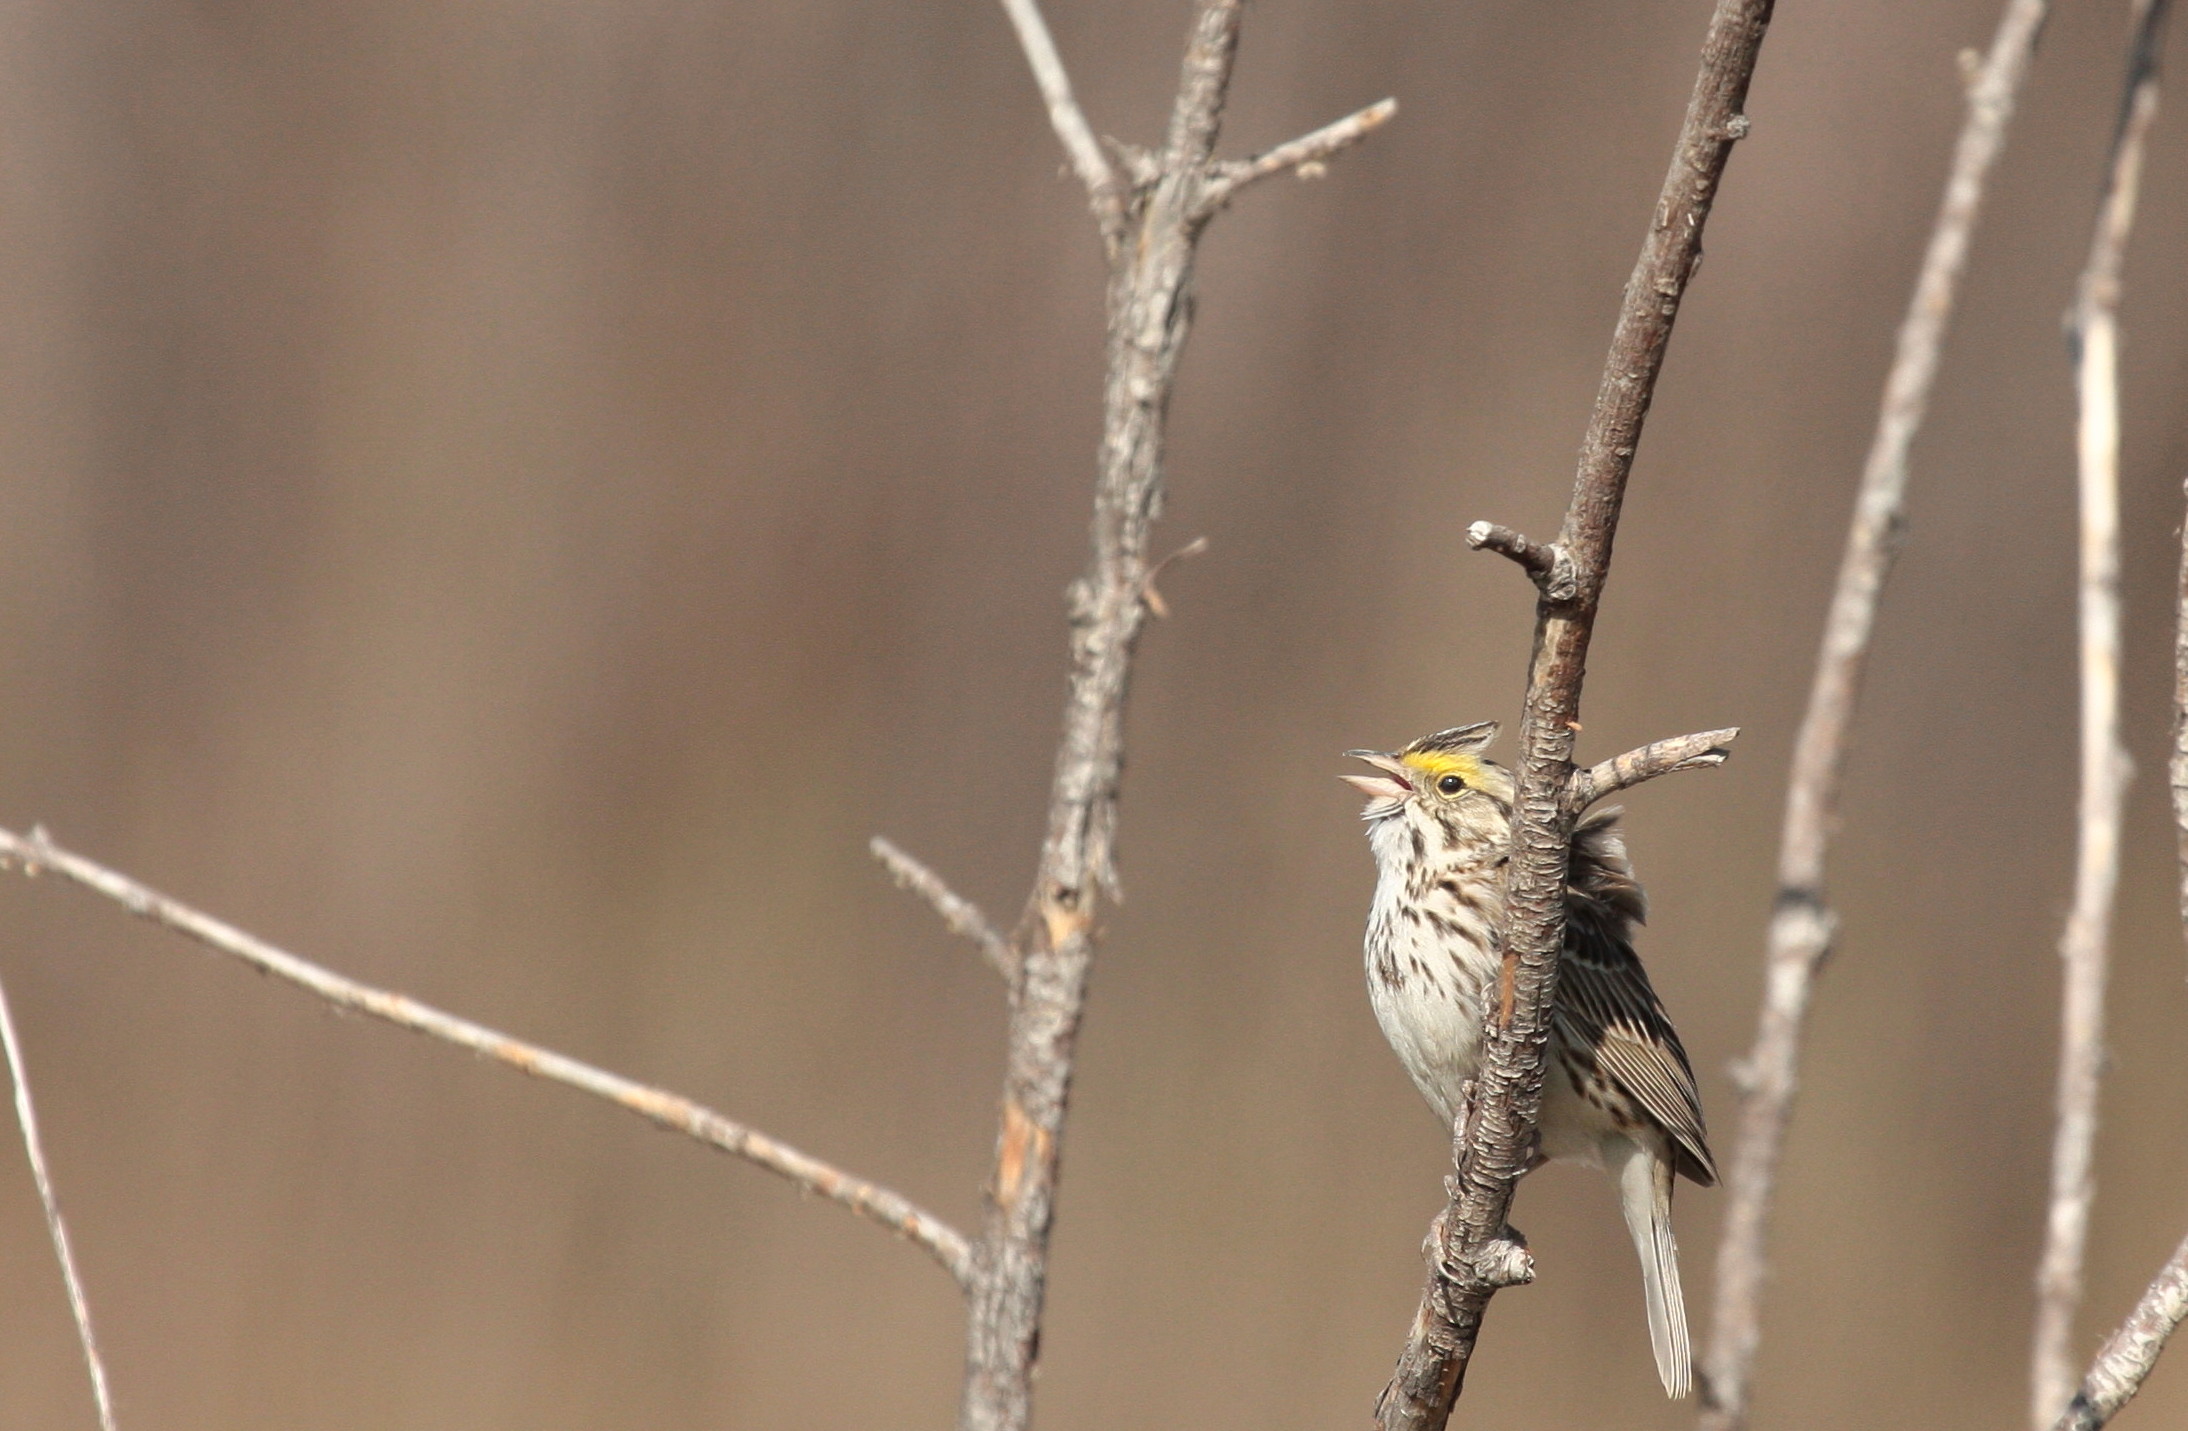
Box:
0, 825, 976, 1290
0, 971, 118, 1431
1195, 97, 1397, 216
995, 0, 1122, 237
1377, 1, 1775, 1423
2054, 1229, 2188, 1431
1567, 729, 1740, 813
1155, 0, 1243, 179
963, 1, 1391, 1423
870, 837, 1017, 983
1700, 4, 2052, 1423
964, 1, 1396, 1420
1465, 521, 1577, 602
2034, 1, 2167, 1421
2060, 45, 2188, 1431
2176, 473, 2188, 953
964, 5, 1257, 1418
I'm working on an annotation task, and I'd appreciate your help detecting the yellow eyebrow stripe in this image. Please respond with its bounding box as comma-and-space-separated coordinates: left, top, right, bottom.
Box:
1399, 751, 1482, 784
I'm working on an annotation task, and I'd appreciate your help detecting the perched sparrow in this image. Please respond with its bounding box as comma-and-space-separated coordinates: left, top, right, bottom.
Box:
1345, 721, 1714, 1399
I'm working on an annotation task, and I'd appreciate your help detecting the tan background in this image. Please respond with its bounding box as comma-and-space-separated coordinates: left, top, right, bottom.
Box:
0, 0, 2180, 1426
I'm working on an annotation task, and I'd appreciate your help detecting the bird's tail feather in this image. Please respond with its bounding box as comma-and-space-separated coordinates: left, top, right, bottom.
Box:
1615, 1137, 1691, 1399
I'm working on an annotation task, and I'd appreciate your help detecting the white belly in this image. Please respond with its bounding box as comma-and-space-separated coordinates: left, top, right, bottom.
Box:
1364, 896, 1494, 1130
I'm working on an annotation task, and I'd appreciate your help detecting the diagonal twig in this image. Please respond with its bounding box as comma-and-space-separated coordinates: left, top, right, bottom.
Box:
870, 837, 1017, 983
0, 969, 118, 1431
0, 825, 975, 1289
1699, 5, 2053, 1425
2033, 1, 2169, 1421
995, 0, 1122, 240
1567, 729, 1741, 813
1195, 97, 1397, 216
2054, 1228, 2188, 1431
1376, 1, 1774, 1423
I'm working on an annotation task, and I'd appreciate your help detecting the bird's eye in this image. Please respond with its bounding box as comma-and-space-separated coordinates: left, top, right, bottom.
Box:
1437, 774, 1465, 795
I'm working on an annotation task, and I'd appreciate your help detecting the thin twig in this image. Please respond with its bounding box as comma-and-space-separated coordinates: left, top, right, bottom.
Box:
0, 970, 118, 1431
1567, 729, 1741, 813
870, 837, 1017, 983
1376, 2, 1773, 1424
0, 825, 975, 1289
2054, 1229, 2188, 1431
1139, 534, 1210, 620
2176, 478, 2188, 953
1196, 97, 1397, 216
995, 0, 1121, 238
1698, 5, 2052, 1424
2033, 2, 2168, 1421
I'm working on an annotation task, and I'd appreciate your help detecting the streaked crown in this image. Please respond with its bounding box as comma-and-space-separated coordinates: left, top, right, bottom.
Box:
1398, 721, 1499, 787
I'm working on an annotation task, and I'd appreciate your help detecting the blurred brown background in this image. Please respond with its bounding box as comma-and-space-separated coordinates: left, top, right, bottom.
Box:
0, 0, 2179, 1426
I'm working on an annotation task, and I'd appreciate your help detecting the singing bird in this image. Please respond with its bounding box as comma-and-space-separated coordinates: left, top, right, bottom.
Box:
1346, 721, 1714, 1398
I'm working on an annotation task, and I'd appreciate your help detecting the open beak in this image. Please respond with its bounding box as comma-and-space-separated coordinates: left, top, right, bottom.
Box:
1341, 750, 1413, 805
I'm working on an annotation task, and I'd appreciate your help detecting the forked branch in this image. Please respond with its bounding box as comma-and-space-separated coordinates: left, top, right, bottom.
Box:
1701, 5, 2054, 1424
958, 4, 1395, 1428
0, 825, 976, 1289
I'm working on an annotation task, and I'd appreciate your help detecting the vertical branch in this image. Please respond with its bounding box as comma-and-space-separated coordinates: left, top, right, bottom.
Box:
2176, 473, 2188, 947
1375, 1, 1774, 1424
0, 973, 119, 1431
1699, 4, 2052, 1425
964, 4, 1392, 1427
961, 16, 1242, 1427
2034, 2, 2169, 1423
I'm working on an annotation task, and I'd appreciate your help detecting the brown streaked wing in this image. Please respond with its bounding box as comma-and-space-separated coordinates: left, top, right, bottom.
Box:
1553, 910, 1716, 1186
